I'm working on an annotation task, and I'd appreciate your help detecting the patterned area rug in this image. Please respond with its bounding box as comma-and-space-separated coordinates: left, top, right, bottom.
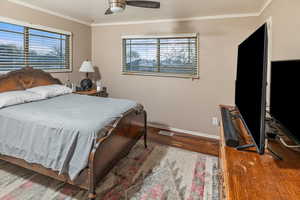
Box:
0, 141, 219, 200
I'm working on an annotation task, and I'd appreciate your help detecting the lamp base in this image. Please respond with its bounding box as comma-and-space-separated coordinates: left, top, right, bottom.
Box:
80, 78, 93, 90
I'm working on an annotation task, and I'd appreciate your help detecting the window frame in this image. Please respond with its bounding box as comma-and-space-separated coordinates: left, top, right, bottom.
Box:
0, 17, 73, 74
122, 33, 199, 79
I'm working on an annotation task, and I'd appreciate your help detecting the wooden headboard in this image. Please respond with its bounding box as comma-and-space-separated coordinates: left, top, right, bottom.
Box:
0, 67, 62, 93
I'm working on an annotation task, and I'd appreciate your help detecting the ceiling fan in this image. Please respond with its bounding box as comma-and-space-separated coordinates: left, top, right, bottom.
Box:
105, 0, 160, 15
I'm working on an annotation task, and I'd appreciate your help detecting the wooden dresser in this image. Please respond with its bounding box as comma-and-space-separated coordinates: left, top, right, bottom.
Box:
219, 105, 300, 200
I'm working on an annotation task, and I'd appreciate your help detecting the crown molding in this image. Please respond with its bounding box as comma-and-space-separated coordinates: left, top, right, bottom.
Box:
91, 0, 273, 27
6, 0, 273, 27
0, 16, 72, 35
91, 13, 260, 27
7, 0, 91, 26
259, 0, 273, 15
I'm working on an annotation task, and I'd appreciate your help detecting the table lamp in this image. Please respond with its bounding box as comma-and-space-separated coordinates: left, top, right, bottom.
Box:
79, 60, 95, 90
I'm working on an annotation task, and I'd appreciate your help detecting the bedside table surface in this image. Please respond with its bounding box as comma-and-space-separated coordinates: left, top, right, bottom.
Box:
74, 89, 109, 97
74, 89, 98, 95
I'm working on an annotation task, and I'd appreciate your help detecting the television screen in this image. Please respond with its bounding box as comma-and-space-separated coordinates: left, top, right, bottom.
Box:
270, 60, 300, 144
235, 23, 268, 154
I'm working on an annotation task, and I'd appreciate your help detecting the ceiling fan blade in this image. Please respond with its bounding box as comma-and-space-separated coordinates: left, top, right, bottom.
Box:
125, 1, 160, 9
105, 8, 113, 15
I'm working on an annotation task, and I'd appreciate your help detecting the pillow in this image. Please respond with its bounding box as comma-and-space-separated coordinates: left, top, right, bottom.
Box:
27, 84, 72, 99
0, 90, 44, 109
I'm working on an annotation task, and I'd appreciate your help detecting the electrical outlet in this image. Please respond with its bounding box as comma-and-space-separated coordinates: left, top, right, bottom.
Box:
212, 117, 219, 126
158, 130, 175, 136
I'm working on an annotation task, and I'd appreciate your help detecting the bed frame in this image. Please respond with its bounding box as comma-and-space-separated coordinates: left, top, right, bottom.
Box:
0, 67, 147, 200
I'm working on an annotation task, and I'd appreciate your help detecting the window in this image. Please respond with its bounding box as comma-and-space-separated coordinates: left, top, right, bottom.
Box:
0, 19, 72, 72
122, 34, 198, 78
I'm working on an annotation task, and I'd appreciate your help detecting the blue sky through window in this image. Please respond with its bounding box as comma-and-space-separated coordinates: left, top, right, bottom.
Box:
0, 22, 24, 48
0, 21, 69, 70
0, 22, 24, 33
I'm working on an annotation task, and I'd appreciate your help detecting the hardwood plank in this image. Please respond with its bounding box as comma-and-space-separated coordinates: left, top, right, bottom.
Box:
147, 127, 219, 156
219, 105, 300, 200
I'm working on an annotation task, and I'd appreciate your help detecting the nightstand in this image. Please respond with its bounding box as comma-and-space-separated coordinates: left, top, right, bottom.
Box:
74, 89, 109, 97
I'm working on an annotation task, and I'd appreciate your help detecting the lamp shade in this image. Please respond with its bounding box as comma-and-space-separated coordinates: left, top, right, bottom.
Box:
79, 60, 94, 73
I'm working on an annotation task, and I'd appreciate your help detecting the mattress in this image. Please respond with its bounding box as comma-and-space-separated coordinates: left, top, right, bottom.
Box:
0, 94, 138, 180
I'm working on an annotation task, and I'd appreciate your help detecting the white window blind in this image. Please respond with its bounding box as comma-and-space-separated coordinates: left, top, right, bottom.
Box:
0, 20, 72, 72
122, 34, 198, 78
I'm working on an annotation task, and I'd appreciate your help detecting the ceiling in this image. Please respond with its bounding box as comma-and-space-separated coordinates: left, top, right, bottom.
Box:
7, 0, 270, 25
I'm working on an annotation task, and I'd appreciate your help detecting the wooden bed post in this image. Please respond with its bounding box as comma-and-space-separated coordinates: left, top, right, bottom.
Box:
88, 192, 96, 200
88, 152, 96, 200
144, 110, 148, 149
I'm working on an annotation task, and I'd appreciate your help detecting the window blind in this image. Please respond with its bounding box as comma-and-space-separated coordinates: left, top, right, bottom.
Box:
0, 21, 72, 72
123, 34, 198, 78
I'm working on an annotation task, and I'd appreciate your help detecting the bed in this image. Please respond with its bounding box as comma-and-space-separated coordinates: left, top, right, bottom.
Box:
0, 67, 147, 200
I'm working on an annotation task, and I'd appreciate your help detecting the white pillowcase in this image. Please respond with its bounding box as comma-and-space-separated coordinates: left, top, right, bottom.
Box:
0, 90, 44, 109
26, 84, 72, 99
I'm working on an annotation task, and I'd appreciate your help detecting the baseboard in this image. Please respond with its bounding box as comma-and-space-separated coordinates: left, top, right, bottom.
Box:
148, 123, 220, 140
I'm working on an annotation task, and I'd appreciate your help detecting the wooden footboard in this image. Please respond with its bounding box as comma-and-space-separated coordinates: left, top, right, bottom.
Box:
88, 109, 147, 199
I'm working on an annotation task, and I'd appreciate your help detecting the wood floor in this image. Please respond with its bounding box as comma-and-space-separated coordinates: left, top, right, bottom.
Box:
147, 127, 219, 157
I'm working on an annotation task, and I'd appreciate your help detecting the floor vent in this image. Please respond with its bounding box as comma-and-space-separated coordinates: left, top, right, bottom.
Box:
158, 130, 175, 137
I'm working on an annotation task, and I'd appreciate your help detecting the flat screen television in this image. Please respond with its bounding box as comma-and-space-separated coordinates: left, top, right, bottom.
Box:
270, 60, 300, 144
235, 23, 269, 154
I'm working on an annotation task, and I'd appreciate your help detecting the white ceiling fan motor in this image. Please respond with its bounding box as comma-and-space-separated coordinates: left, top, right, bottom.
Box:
105, 0, 160, 15
109, 0, 126, 13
